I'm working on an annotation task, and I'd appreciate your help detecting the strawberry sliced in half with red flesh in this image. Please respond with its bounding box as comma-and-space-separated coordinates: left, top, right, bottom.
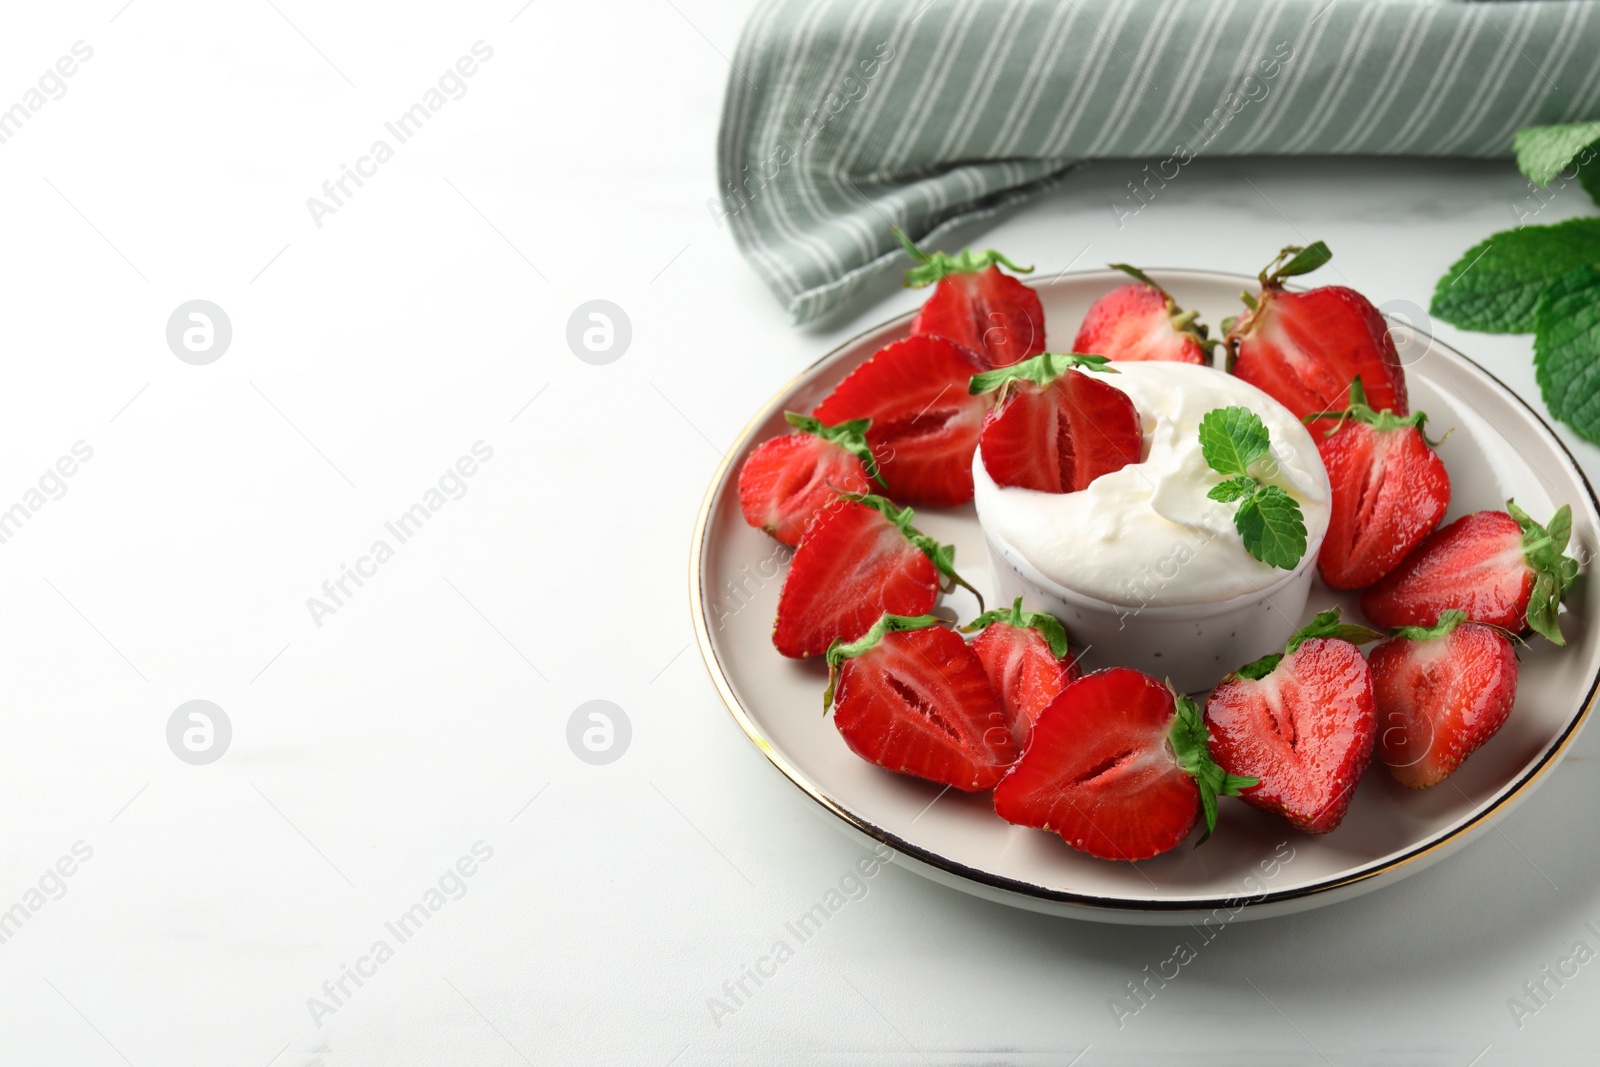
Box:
1072, 264, 1215, 365
1316, 379, 1451, 589
896, 228, 1045, 369
1205, 609, 1381, 834
738, 412, 882, 546
1369, 611, 1519, 789
1225, 241, 1408, 439
773, 493, 980, 659
824, 614, 1019, 791
969, 352, 1143, 493
993, 669, 1255, 861
813, 335, 988, 506
961, 597, 1080, 745
1360, 501, 1580, 645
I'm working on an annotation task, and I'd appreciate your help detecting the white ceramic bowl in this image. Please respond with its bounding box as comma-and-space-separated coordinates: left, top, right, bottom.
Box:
984, 522, 1326, 692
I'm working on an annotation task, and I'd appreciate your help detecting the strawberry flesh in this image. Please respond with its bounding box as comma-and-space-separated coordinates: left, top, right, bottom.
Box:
970, 622, 1079, 745
1370, 620, 1518, 789
912, 267, 1045, 369
1206, 637, 1376, 834
1230, 286, 1407, 439
772, 501, 938, 658
994, 669, 1200, 861
1073, 282, 1207, 364
1317, 421, 1450, 589
830, 625, 1019, 791
1359, 511, 1532, 631
814, 336, 988, 506
738, 433, 872, 546
978, 369, 1143, 493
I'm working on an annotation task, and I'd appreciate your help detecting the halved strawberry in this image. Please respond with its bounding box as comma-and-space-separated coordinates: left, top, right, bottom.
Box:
961, 597, 1080, 745
1369, 611, 1519, 789
1205, 609, 1381, 834
1072, 265, 1214, 365
773, 493, 978, 659
1225, 242, 1407, 439
896, 229, 1045, 369
824, 614, 1019, 791
738, 412, 881, 546
969, 352, 1143, 493
1316, 379, 1451, 589
813, 335, 988, 506
1359, 501, 1580, 645
993, 668, 1254, 861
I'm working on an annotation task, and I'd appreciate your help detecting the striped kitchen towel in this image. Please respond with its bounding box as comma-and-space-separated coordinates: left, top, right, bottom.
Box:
715, 0, 1600, 324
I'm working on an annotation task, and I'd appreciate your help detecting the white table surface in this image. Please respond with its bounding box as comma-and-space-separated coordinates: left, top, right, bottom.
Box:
3, 2, 1599, 1064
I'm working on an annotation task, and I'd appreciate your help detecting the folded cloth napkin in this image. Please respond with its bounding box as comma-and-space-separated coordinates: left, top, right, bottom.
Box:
716, 0, 1600, 323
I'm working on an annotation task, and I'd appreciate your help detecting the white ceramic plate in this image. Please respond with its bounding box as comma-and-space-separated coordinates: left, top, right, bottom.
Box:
691, 270, 1600, 924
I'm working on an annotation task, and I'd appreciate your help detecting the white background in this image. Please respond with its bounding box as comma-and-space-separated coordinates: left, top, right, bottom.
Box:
1, 1, 1598, 1064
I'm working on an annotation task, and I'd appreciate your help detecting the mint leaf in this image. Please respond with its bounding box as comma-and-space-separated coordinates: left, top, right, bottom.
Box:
1198, 407, 1270, 477
1431, 218, 1600, 334
1207, 475, 1256, 503
1514, 122, 1600, 186
1533, 266, 1600, 439
1235, 486, 1307, 570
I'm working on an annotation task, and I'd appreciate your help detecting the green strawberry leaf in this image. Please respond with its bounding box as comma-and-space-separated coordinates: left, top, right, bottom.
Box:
1198, 406, 1271, 478
1392, 608, 1469, 643
1207, 475, 1257, 503
1533, 265, 1600, 437
1168, 693, 1256, 845
961, 596, 1072, 659
968, 351, 1115, 396
784, 411, 884, 486
1234, 607, 1378, 681
840, 491, 984, 609
823, 613, 944, 709
1431, 218, 1600, 334
1513, 122, 1600, 186
1507, 499, 1580, 645
1235, 485, 1307, 570
893, 227, 1033, 288
1261, 241, 1333, 286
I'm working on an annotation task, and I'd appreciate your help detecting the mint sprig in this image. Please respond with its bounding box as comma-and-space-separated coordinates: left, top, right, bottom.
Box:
1198, 406, 1307, 570
1430, 121, 1600, 443
892, 227, 1033, 288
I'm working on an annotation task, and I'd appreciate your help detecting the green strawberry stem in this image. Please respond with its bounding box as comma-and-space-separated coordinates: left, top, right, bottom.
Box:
822, 612, 944, 709
960, 596, 1072, 659
840, 491, 985, 610
1508, 498, 1581, 645
1300, 379, 1446, 444
1259, 241, 1333, 288
892, 227, 1033, 288
1234, 608, 1383, 681
968, 351, 1115, 398
1391, 609, 1469, 643
784, 410, 886, 486
1167, 691, 1257, 845
1108, 263, 1219, 354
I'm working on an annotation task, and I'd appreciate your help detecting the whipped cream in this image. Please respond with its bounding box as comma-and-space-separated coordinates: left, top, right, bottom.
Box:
973, 361, 1330, 607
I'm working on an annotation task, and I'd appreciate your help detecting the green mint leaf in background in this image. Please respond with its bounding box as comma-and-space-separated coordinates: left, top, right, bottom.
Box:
1430, 218, 1600, 334
1198, 406, 1271, 477
1513, 122, 1600, 186
1533, 265, 1600, 440
1207, 475, 1256, 503
1235, 485, 1307, 570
